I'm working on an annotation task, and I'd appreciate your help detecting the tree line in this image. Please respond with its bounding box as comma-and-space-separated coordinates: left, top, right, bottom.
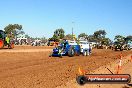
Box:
2, 24, 132, 45
2, 24, 47, 43
50, 28, 132, 45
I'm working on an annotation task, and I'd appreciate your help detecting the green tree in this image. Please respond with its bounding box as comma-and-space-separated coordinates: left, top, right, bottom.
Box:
51, 28, 65, 42
50, 34, 59, 42
25, 34, 30, 38
123, 35, 132, 43
64, 34, 73, 40
93, 30, 107, 43
126, 35, 132, 40
88, 35, 96, 42
94, 30, 106, 39
52, 34, 59, 40
41, 36, 47, 43
114, 35, 125, 43
78, 33, 88, 40
4, 24, 22, 37
53, 28, 65, 39
102, 38, 111, 45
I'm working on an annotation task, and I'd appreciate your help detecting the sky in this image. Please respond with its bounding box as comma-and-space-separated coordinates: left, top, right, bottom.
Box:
0, 0, 132, 40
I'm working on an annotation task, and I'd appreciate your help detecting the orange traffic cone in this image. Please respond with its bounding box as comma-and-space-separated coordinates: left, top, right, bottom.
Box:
131, 55, 132, 62
116, 60, 122, 74
78, 67, 85, 75
116, 54, 122, 74
120, 53, 123, 60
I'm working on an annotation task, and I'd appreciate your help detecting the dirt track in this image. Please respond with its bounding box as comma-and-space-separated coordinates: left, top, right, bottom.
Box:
0, 46, 132, 88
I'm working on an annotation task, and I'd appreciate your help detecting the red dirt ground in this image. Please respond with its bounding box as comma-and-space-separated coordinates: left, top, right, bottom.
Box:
7, 45, 54, 49
0, 46, 131, 88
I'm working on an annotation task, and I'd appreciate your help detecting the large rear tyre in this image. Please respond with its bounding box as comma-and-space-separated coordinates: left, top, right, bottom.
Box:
75, 50, 80, 56
0, 39, 4, 49
68, 48, 75, 57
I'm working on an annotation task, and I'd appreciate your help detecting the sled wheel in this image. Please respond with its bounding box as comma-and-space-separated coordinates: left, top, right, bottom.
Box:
75, 50, 80, 56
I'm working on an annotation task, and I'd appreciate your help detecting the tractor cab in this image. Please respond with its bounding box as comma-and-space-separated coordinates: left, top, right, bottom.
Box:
0, 30, 6, 39
53, 40, 69, 54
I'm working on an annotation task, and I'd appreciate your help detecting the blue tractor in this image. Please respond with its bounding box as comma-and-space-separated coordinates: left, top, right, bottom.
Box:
49, 40, 81, 57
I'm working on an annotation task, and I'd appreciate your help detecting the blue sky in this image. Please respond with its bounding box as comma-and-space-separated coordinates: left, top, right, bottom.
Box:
0, 0, 132, 40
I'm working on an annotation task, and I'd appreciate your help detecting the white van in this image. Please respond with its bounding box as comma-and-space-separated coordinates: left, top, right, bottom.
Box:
79, 41, 91, 55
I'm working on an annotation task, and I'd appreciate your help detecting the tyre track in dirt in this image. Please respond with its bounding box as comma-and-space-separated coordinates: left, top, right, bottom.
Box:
0, 49, 52, 53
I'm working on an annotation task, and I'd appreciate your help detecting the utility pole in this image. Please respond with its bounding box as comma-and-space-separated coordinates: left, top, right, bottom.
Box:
72, 22, 74, 40
72, 27, 73, 40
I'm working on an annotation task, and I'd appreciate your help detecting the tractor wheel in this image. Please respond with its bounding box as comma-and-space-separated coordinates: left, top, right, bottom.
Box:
0, 39, 4, 49
75, 50, 80, 56
68, 48, 75, 57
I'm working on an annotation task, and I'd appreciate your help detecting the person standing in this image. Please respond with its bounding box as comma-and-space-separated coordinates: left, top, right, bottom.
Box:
6, 35, 10, 49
